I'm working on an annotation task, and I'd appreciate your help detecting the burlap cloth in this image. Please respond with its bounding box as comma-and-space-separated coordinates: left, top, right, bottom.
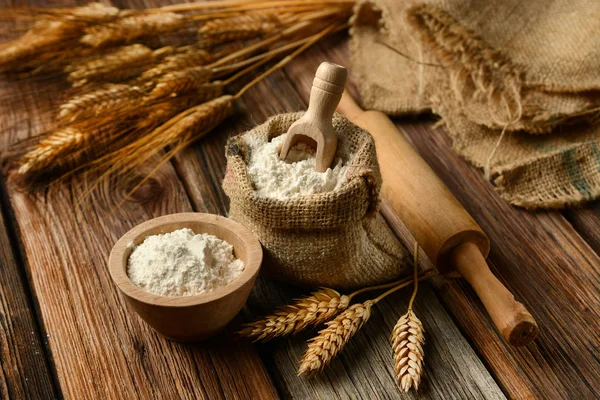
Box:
222, 112, 410, 289
350, 0, 600, 209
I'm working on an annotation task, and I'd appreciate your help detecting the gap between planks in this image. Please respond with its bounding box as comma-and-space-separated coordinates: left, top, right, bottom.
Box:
0, 175, 59, 399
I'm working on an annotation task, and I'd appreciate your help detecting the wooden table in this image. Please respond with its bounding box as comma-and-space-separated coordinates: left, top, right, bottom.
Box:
1, 2, 599, 399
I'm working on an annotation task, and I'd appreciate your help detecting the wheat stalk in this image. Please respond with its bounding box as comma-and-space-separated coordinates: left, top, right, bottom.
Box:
392, 310, 425, 392
16, 127, 84, 179
8, 3, 352, 189
392, 243, 425, 393
65, 44, 153, 86
0, 3, 122, 72
58, 84, 149, 123
198, 13, 282, 46
298, 246, 433, 377
81, 12, 188, 47
239, 288, 351, 341
88, 95, 234, 185
298, 301, 374, 376
148, 67, 214, 99
140, 46, 214, 80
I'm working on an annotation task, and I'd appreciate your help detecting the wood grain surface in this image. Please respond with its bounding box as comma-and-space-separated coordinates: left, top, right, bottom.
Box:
399, 121, 600, 399
1, 1, 599, 399
175, 60, 505, 399
0, 2, 278, 397
282, 41, 600, 399
0, 183, 57, 399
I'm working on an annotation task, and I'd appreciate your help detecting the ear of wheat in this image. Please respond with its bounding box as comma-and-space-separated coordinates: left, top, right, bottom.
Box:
81, 12, 188, 47
16, 127, 84, 181
58, 83, 149, 123
298, 301, 374, 376
238, 288, 351, 342
392, 310, 425, 392
65, 44, 153, 86
0, 20, 80, 72
0, 3, 121, 72
198, 13, 282, 46
15, 118, 133, 185
149, 67, 213, 99
392, 243, 426, 393
140, 47, 214, 80
48, 2, 121, 22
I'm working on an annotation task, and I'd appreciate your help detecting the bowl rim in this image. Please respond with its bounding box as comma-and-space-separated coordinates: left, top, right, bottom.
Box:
108, 213, 262, 307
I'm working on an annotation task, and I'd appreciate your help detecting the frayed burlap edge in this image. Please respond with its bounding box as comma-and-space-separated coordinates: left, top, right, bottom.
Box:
493, 141, 600, 209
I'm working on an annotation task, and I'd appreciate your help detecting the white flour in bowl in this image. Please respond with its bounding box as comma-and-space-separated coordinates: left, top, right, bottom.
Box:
246, 135, 349, 200
127, 228, 244, 297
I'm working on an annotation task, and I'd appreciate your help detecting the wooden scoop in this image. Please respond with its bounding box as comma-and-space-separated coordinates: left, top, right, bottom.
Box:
279, 62, 348, 172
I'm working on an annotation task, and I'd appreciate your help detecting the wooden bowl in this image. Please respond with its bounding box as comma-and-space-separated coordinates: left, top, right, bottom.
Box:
108, 213, 262, 342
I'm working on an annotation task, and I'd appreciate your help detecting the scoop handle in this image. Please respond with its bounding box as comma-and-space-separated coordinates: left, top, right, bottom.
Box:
306, 62, 347, 123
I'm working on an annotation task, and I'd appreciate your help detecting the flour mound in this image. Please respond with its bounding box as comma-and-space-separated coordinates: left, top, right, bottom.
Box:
127, 228, 245, 297
247, 135, 348, 200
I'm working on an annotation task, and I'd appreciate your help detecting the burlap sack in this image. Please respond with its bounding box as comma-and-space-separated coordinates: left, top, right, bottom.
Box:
222, 112, 410, 289
350, 0, 600, 209
431, 89, 600, 209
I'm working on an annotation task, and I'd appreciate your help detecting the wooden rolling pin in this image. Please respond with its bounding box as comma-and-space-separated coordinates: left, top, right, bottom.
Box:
338, 92, 538, 347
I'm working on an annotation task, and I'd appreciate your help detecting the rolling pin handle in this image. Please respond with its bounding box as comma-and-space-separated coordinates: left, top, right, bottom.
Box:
451, 242, 539, 346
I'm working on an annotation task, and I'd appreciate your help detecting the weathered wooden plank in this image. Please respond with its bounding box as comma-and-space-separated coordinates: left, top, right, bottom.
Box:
173, 40, 506, 398
0, 2, 279, 398
563, 204, 600, 255
0, 180, 57, 399
3, 125, 278, 400
282, 36, 600, 398
398, 120, 600, 399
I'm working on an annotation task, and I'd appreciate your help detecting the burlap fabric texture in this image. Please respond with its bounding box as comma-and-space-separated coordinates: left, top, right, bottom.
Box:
350, 0, 600, 209
222, 112, 410, 289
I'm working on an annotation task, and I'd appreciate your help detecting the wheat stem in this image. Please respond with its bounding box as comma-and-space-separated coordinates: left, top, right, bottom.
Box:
392, 243, 425, 393
211, 20, 313, 68
159, 0, 353, 13
408, 243, 420, 311
371, 271, 435, 304
212, 22, 347, 76
238, 288, 351, 342
296, 7, 346, 22
190, 11, 252, 21
233, 21, 342, 99
348, 267, 434, 300
223, 51, 278, 85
